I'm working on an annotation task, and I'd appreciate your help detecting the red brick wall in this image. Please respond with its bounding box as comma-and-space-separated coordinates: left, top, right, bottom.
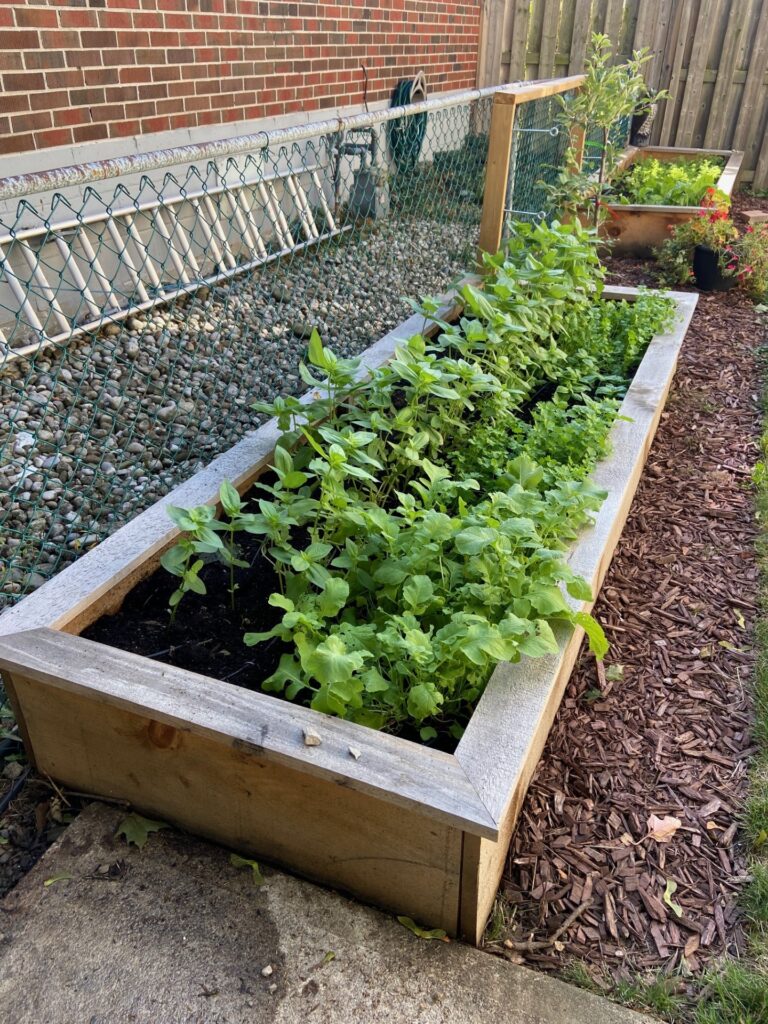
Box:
0, 1, 481, 156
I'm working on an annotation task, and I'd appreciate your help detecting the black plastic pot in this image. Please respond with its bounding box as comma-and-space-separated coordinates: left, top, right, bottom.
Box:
693, 244, 736, 292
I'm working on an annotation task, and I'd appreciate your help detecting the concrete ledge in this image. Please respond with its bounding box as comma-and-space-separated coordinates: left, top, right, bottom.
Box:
0, 803, 657, 1024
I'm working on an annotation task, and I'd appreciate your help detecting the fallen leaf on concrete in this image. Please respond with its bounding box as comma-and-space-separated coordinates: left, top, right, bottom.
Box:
230, 853, 265, 886
115, 812, 168, 850
397, 916, 449, 941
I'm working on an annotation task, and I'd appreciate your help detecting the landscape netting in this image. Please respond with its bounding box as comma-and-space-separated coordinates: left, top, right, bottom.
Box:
0, 91, 570, 608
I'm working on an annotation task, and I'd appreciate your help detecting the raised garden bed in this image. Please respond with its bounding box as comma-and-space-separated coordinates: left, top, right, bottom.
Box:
0, 279, 696, 943
602, 146, 743, 257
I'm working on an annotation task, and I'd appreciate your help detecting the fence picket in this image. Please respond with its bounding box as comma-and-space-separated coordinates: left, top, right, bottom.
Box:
676, 0, 721, 146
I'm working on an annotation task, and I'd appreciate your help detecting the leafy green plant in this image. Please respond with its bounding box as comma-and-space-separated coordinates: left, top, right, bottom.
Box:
160, 219, 674, 740
613, 156, 724, 207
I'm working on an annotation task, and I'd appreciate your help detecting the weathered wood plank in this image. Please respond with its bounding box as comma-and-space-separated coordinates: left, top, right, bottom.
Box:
676, 0, 721, 146
568, 0, 595, 73
508, 0, 533, 81
603, 0, 625, 51
538, 0, 563, 78
732, 0, 768, 165
0, 627, 498, 838
478, 0, 508, 88
754, 120, 768, 190
703, 5, 749, 148
8, 671, 465, 933
659, 0, 695, 146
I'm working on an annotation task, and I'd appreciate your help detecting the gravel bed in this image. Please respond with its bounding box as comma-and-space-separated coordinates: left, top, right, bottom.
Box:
0, 217, 476, 609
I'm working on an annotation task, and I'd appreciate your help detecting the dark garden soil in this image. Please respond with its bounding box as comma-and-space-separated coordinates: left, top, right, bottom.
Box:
81, 531, 288, 690
495, 258, 766, 992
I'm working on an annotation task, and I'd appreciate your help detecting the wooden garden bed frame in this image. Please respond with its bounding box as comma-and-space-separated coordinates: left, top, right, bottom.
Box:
0, 285, 696, 942
602, 146, 744, 256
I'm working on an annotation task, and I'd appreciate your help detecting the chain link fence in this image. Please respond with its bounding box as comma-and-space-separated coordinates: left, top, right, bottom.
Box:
0, 85, 581, 609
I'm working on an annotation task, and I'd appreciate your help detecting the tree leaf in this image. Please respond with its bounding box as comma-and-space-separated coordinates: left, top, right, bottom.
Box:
647, 814, 682, 843
573, 611, 609, 659
115, 813, 168, 850
663, 878, 683, 917
43, 872, 73, 887
397, 915, 449, 941
230, 853, 265, 885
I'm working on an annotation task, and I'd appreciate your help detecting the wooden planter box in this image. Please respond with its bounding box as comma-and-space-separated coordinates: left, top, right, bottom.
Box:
0, 286, 697, 943
602, 146, 744, 257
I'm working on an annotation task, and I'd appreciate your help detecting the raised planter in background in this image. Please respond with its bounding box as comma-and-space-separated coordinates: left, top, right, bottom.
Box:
0, 286, 697, 943
602, 146, 744, 257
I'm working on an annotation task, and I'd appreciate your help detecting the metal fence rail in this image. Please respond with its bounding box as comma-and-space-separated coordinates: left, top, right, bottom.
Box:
0, 78, 583, 608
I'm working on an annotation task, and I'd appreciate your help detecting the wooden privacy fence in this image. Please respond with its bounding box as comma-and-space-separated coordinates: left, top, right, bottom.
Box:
478, 0, 768, 188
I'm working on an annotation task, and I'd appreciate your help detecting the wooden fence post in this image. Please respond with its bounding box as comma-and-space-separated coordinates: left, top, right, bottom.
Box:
478, 92, 518, 260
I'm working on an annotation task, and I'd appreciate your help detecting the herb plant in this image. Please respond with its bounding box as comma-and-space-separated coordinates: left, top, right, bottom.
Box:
160, 219, 674, 741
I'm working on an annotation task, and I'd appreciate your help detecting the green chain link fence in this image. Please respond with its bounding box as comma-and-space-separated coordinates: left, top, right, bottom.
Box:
0, 87, 576, 610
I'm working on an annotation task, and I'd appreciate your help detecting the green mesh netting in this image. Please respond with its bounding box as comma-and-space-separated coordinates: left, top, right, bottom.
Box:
505, 94, 573, 232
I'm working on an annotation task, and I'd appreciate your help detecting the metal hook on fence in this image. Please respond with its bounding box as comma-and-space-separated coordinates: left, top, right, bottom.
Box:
512, 125, 560, 137
505, 207, 547, 221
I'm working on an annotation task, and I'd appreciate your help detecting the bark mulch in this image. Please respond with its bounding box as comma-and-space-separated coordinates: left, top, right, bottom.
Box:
496, 267, 766, 989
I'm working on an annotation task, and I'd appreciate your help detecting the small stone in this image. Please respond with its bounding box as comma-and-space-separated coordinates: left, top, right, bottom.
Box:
104, 323, 121, 336
261, 965, 273, 977
2, 761, 24, 781
13, 431, 35, 455
348, 747, 361, 760
291, 320, 315, 339
268, 984, 278, 994
303, 728, 322, 747
157, 404, 177, 423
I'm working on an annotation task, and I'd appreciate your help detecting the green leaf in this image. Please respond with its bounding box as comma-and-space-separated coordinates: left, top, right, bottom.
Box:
406, 683, 442, 722
282, 471, 308, 489
308, 327, 327, 368
518, 620, 559, 657
397, 915, 449, 941
663, 878, 683, 918
573, 611, 609, 659
566, 576, 593, 602
402, 575, 434, 612
43, 872, 73, 887
230, 853, 265, 885
302, 635, 367, 686
373, 562, 409, 586
528, 584, 569, 616
219, 480, 242, 517
317, 578, 350, 619
116, 813, 169, 850
419, 726, 438, 742
455, 526, 497, 555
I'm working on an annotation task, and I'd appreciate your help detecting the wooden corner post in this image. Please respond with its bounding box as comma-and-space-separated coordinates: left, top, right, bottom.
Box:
478, 91, 517, 261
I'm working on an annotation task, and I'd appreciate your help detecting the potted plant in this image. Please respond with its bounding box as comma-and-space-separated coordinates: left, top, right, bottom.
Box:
655, 190, 739, 291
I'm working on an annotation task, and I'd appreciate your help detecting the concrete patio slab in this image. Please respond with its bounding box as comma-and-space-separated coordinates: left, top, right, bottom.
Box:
0, 803, 656, 1024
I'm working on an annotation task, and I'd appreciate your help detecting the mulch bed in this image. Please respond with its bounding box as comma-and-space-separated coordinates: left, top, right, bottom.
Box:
497, 249, 767, 988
